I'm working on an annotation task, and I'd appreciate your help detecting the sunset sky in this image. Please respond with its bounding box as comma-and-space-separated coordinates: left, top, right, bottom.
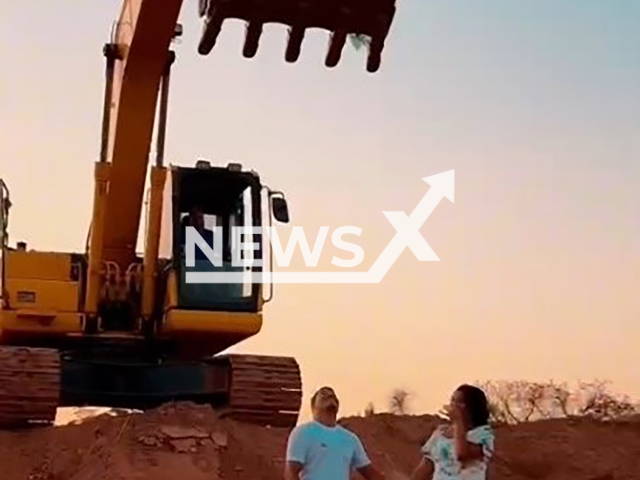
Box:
1, 1, 639, 421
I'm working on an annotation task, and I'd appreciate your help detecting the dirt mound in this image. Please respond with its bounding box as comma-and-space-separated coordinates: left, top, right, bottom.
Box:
1, 403, 288, 480
341, 414, 640, 480
1, 403, 639, 480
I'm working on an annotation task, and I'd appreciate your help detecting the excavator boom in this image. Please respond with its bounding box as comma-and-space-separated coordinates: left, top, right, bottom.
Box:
100, 0, 184, 268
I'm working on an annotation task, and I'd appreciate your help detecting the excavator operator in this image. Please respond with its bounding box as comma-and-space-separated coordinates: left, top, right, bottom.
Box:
181, 204, 216, 262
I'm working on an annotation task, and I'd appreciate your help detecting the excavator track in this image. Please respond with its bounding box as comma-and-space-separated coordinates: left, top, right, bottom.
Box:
217, 354, 302, 428
0, 346, 60, 427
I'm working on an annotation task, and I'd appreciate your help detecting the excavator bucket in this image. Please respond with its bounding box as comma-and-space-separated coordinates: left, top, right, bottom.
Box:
197, 0, 397, 72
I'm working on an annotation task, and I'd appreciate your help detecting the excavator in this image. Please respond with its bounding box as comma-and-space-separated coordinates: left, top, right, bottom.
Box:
0, 0, 396, 429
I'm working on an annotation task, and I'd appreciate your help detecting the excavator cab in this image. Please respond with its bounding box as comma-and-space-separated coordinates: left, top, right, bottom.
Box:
197, 0, 397, 72
160, 161, 284, 314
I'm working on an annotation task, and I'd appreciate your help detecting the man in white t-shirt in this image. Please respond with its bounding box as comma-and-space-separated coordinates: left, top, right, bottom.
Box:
285, 386, 385, 480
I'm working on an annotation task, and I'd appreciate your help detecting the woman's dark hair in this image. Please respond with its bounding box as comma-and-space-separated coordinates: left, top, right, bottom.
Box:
456, 384, 490, 428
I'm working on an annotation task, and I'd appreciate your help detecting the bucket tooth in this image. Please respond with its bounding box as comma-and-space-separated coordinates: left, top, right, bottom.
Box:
366, 36, 384, 73
243, 21, 263, 58
198, 0, 209, 17
325, 29, 347, 68
366, 49, 381, 73
198, 11, 225, 55
285, 26, 306, 63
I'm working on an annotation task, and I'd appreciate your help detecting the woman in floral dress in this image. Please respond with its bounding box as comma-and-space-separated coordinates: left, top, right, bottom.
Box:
409, 385, 495, 480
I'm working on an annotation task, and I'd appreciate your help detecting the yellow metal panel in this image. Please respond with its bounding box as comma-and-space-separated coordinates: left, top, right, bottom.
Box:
5, 250, 74, 281
164, 270, 178, 310
6, 279, 79, 312
0, 310, 82, 335
142, 166, 167, 318
158, 167, 174, 259
163, 310, 262, 336
85, 161, 111, 315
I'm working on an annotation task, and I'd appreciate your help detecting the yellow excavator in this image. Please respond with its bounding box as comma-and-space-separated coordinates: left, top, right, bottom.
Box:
0, 0, 396, 428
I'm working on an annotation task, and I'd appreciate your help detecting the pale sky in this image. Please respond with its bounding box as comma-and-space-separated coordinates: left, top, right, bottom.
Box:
2, 1, 640, 421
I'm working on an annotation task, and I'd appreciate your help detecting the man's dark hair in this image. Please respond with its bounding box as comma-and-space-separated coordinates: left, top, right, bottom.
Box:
310, 386, 335, 407
455, 384, 490, 428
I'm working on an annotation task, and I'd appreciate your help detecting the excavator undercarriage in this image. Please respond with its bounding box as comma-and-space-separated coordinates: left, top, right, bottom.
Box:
0, 345, 302, 428
61, 352, 302, 428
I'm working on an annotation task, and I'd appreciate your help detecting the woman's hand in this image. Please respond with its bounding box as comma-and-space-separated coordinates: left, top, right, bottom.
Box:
449, 403, 467, 427
451, 411, 484, 466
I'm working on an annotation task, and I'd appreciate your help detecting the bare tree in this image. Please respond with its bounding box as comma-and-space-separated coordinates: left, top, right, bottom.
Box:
476, 379, 639, 424
574, 380, 638, 420
364, 402, 376, 417
389, 389, 411, 415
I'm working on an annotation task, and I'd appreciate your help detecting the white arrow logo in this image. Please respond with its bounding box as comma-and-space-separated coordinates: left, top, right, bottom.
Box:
186, 170, 455, 284
369, 169, 455, 280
